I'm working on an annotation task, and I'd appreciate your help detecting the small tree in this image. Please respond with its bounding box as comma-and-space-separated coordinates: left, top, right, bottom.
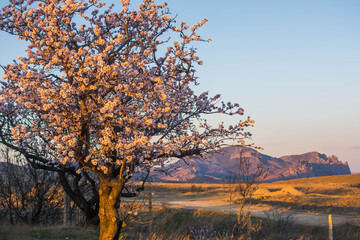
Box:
0, 0, 254, 239
226, 146, 267, 238
235, 147, 267, 224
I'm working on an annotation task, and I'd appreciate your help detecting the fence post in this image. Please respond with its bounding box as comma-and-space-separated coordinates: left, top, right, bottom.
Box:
148, 192, 154, 234
63, 190, 70, 226
328, 214, 333, 240
229, 192, 232, 216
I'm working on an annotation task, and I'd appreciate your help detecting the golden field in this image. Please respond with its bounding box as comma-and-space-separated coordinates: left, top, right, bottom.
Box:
145, 173, 360, 216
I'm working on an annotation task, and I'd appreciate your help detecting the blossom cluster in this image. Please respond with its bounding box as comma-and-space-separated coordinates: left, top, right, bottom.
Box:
0, 0, 254, 180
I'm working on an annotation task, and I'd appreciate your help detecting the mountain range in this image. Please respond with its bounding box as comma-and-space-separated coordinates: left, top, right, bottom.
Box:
0, 146, 351, 184
149, 146, 351, 183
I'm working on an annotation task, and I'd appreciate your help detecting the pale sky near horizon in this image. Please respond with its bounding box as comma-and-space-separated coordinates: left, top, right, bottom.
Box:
0, 0, 359, 172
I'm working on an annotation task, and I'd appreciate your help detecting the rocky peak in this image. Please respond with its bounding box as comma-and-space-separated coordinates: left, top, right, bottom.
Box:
147, 147, 351, 183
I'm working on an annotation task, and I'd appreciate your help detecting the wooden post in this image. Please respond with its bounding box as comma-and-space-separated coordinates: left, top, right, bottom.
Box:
328, 214, 333, 240
229, 192, 232, 216
74, 205, 78, 226
148, 192, 154, 234
63, 190, 70, 226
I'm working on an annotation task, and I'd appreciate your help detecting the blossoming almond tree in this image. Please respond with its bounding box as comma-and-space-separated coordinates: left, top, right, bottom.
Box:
0, 0, 254, 239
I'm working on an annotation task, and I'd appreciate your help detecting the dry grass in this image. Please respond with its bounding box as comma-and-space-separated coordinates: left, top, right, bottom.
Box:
0, 225, 98, 240
1, 206, 359, 239
2, 174, 360, 239
122, 206, 360, 240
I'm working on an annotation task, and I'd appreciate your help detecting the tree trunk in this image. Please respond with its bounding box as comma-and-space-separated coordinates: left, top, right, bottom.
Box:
58, 171, 100, 227
98, 178, 123, 240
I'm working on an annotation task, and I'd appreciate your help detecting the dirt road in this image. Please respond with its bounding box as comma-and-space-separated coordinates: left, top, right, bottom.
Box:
161, 198, 360, 227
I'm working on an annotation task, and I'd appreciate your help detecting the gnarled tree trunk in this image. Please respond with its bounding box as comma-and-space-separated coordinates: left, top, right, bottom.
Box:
98, 178, 123, 240
58, 171, 100, 227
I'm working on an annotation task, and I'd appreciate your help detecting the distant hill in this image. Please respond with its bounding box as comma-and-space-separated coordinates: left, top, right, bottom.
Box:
148, 146, 351, 183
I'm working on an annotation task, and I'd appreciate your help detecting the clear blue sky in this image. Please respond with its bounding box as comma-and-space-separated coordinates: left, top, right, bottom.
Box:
0, 0, 359, 172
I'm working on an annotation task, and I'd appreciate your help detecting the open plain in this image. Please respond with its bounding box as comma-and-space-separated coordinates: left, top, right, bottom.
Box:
144, 173, 360, 226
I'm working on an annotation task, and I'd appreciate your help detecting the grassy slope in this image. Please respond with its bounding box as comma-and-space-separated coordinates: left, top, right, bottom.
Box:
266, 173, 360, 185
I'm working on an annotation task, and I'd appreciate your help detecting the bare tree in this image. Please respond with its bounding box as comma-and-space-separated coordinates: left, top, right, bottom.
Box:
0, 146, 63, 225
226, 146, 268, 238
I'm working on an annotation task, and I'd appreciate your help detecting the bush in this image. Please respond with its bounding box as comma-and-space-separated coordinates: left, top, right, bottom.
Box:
260, 208, 296, 239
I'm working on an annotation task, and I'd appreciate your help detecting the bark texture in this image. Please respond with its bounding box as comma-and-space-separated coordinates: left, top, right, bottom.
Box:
98, 179, 123, 240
